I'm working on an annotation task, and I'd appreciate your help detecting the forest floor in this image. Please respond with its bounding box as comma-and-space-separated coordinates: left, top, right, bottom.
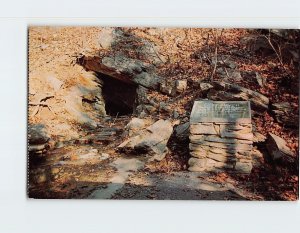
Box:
28, 27, 299, 200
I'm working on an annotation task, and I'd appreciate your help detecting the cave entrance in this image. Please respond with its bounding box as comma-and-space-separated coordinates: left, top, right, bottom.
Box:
100, 75, 137, 116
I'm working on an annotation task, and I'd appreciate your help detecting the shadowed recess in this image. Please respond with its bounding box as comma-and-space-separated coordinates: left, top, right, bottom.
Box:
100, 74, 137, 116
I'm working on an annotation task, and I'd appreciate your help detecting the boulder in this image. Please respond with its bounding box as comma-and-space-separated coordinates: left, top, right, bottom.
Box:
208, 81, 269, 112
174, 122, 190, 141
173, 110, 179, 119
241, 71, 265, 87
159, 79, 187, 96
81, 54, 161, 90
229, 70, 242, 82
271, 102, 299, 127
144, 105, 157, 114
28, 124, 50, 155
64, 72, 106, 127
175, 80, 187, 93
234, 161, 253, 174
199, 82, 214, 92
28, 144, 48, 153
118, 119, 173, 161
159, 102, 172, 113
266, 133, 294, 160
28, 124, 50, 145
159, 79, 176, 96
125, 118, 147, 131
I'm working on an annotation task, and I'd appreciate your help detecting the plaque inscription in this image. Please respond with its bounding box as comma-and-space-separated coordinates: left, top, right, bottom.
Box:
190, 101, 251, 123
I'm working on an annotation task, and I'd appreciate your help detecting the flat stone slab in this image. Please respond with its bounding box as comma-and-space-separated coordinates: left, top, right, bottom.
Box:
89, 158, 145, 199
190, 100, 251, 123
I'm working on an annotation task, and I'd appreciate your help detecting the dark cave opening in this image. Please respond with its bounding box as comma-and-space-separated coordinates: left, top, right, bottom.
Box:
100, 75, 137, 116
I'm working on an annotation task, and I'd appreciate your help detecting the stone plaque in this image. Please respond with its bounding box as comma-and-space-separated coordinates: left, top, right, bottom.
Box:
189, 100, 253, 174
190, 100, 251, 123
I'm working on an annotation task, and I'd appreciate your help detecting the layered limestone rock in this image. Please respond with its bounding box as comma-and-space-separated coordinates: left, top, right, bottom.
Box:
266, 133, 294, 160
188, 101, 254, 174
208, 81, 269, 112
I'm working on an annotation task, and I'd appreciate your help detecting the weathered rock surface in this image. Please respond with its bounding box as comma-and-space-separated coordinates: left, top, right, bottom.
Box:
241, 71, 265, 87
175, 80, 187, 93
208, 81, 269, 112
173, 110, 180, 119
211, 55, 237, 69
97, 28, 166, 66
125, 118, 147, 131
234, 162, 253, 174
98, 28, 117, 49
271, 102, 299, 127
219, 124, 253, 140
159, 79, 187, 96
144, 105, 156, 114
82, 55, 160, 89
159, 79, 176, 96
77, 29, 195, 120
64, 72, 105, 128
217, 68, 242, 82
28, 124, 50, 155
174, 122, 190, 141
124, 117, 154, 136
118, 119, 173, 161
88, 128, 119, 143
199, 82, 214, 92
79, 28, 168, 107
65, 87, 98, 128
28, 124, 50, 145
158, 101, 172, 114
45, 74, 64, 91
135, 85, 149, 105
266, 133, 294, 160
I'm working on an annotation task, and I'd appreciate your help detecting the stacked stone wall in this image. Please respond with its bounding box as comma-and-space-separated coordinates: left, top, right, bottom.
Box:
188, 101, 253, 174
